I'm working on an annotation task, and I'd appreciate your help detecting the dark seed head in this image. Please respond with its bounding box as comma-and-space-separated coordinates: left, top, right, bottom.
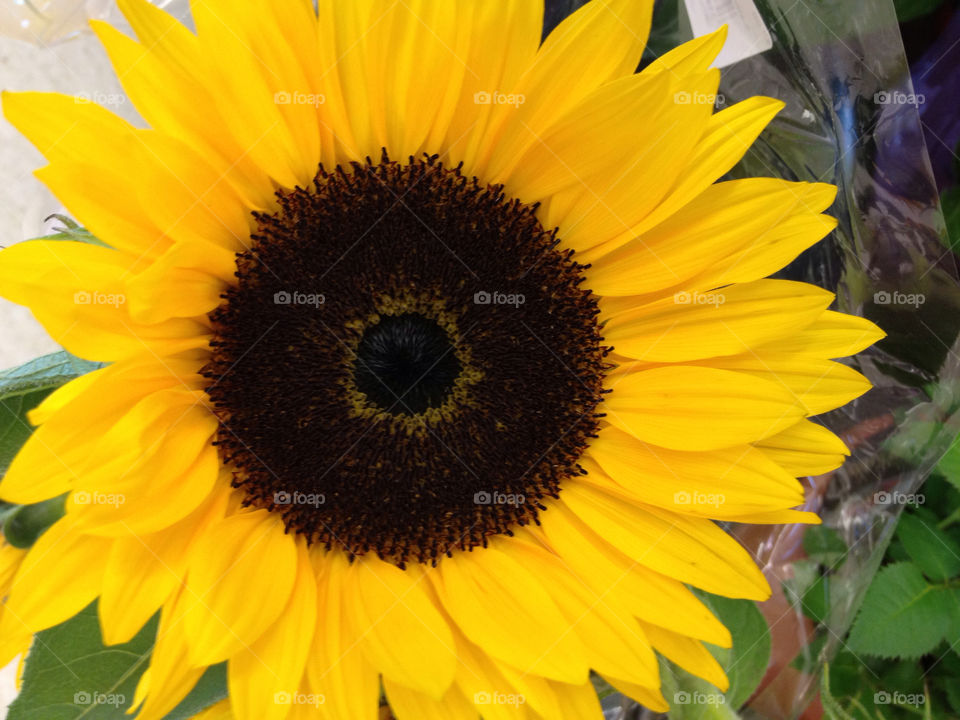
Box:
203, 153, 609, 566
353, 312, 462, 416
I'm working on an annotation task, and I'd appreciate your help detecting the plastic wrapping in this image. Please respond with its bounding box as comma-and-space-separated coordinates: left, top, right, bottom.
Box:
0, 0, 186, 46
545, 0, 959, 717
0, 0, 114, 45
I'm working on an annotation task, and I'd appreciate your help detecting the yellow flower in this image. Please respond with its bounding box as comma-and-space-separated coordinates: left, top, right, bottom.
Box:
0, 1, 882, 718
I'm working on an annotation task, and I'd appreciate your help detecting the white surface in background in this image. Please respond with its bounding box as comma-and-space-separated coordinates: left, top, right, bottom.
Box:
684, 0, 774, 68
0, 1, 113, 46
0, 15, 146, 371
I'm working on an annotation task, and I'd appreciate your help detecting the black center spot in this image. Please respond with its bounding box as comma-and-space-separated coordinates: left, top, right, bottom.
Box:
203, 153, 609, 567
353, 313, 462, 415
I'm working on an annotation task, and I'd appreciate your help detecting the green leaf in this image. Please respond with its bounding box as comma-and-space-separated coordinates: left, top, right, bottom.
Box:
944, 676, 960, 715
3, 494, 66, 548
801, 574, 830, 624
893, 0, 946, 22
160, 663, 227, 720
0, 352, 103, 400
0, 352, 103, 478
847, 563, 955, 659
589, 673, 619, 701
790, 631, 827, 671
896, 512, 960, 582
659, 658, 740, 720
803, 526, 848, 567
942, 187, 960, 254
782, 559, 830, 624
935, 439, 960, 494
702, 596, 771, 708
8, 603, 155, 720
0, 389, 49, 476
8, 603, 227, 720
36, 215, 110, 248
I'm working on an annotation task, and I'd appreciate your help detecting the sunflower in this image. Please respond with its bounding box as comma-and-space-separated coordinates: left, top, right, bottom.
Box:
0, 0, 882, 717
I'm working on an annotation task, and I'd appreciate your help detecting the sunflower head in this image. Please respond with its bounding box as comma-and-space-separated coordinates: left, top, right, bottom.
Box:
0, 0, 882, 718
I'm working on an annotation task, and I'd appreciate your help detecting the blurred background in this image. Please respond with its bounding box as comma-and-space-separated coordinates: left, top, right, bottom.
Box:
0, 0, 192, 371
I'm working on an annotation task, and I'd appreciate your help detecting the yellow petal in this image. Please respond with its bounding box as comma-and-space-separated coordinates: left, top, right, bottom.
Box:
98, 486, 228, 645
184, 510, 298, 666
130, 587, 210, 720
1, 91, 170, 258
306, 551, 380, 720
344, 557, 455, 699
537, 502, 731, 646
507, 70, 713, 205
605, 366, 806, 451
755, 419, 849, 477
604, 676, 669, 713
544, 70, 722, 252
451, 629, 548, 720
561, 483, 769, 600
66, 394, 219, 537
126, 238, 236, 324
640, 621, 729, 691
761, 310, 885, 358
432, 540, 589, 683
506, 537, 659, 687
699, 352, 872, 415
596, 96, 787, 253
443, 1, 542, 173
25, 367, 104, 426
0, 517, 110, 636
0, 240, 209, 362
229, 539, 317, 720
383, 1, 472, 160
483, 0, 655, 180
122, 131, 255, 253
545, 680, 605, 720
602, 279, 834, 361
191, 699, 234, 720
188, 1, 312, 188
384, 678, 478, 720
584, 179, 836, 292
642, 26, 727, 76
586, 427, 804, 516
1, 359, 203, 504
717, 509, 821, 524
0, 542, 25, 598
91, 4, 275, 206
